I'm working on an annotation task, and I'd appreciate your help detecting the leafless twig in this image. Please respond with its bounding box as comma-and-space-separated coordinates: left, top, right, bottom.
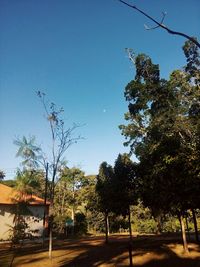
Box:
118, 0, 200, 48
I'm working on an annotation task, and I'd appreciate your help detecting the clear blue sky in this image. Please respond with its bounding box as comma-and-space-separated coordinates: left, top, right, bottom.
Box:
0, 0, 199, 179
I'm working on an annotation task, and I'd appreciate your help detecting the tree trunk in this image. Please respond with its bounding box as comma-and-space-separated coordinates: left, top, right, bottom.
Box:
128, 205, 133, 267
71, 188, 75, 236
71, 206, 75, 236
192, 209, 199, 243
185, 216, 191, 242
42, 163, 48, 247
48, 180, 55, 259
49, 224, 52, 259
42, 206, 47, 247
107, 215, 110, 235
105, 212, 109, 244
155, 214, 162, 234
180, 214, 189, 253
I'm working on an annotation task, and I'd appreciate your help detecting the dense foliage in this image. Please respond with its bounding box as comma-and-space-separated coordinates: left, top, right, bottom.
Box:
119, 40, 200, 249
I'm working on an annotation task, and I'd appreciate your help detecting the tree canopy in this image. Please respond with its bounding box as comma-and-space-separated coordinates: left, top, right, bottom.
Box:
120, 40, 200, 251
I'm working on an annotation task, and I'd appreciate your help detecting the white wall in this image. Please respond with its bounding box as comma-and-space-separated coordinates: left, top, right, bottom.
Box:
0, 205, 14, 240
0, 204, 48, 240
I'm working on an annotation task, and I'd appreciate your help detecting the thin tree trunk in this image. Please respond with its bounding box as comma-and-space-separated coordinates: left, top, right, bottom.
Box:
48, 179, 55, 259
128, 205, 133, 267
71, 185, 75, 236
61, 188, 66, 216
42, 206, 47, 246
42, 163, 48, 247
71, 206, 75, 236
105, 212, 109, 244
107, 215, 110, 235
49, 222, 52, 259
192, 209, 199, 243
180, 214, 189, 253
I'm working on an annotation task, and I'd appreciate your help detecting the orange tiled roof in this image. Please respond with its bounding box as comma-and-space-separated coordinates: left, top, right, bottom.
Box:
0, 183, 50, 205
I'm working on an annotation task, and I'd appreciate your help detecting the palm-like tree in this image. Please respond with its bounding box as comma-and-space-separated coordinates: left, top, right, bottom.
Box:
14, 169, 41, 199
10, 169, 41, 244
14, 136, 41, 169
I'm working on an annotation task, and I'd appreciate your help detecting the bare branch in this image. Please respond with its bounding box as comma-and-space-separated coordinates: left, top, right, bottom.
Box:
118, 0, 200, 48
144, 24, 160, 31
144, 11, 166, 30
37, 91, 83, 185
125, 48, 135, 64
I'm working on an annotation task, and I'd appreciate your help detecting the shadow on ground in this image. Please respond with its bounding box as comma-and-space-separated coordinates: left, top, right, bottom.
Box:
58, 235, 200, 267
0, 234, 200, 267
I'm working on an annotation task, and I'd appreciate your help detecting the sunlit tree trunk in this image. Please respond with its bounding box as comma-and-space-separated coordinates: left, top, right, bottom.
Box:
48, 222, 52, 259
185, 216, 191, 242
71, 188, 75, 235
180, 214, 189, 253
105, 211, 109, 244
107, 215, 110, 236
48, 206, 54, 259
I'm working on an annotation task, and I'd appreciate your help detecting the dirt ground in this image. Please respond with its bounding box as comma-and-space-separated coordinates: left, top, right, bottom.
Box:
0, 234, 200, 267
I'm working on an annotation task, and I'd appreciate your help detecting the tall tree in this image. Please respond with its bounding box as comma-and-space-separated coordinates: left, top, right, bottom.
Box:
112, 154, 137, 217
14, 92, 82, 258
56, 166, 85, 234
37, 91, 82, 257
96, 162, 114, 243
112, 153, 137, 267
120, 42, 200, 252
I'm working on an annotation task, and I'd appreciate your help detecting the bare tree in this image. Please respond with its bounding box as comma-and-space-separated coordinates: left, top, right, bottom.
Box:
118, 0, 200, 48
14, 92, 82, 257
37, 91, 82, 258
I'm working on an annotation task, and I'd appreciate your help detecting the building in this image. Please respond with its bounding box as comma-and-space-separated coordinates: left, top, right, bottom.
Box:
0, 183, 49, 240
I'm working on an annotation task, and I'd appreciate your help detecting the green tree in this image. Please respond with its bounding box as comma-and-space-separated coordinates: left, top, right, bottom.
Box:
80, 175, 96, 210
96, 162, 114, 243
112, 154, 137, 267
14, 135, 49, 245
120, 42, 200, 252
54, 167, 85, 235
9, 169, 41, 245
112, 154, 137, 217
85, 177, 105, 234
14, 136, 41, 169
14, 169, 41, 199
60, 167, 85, 223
